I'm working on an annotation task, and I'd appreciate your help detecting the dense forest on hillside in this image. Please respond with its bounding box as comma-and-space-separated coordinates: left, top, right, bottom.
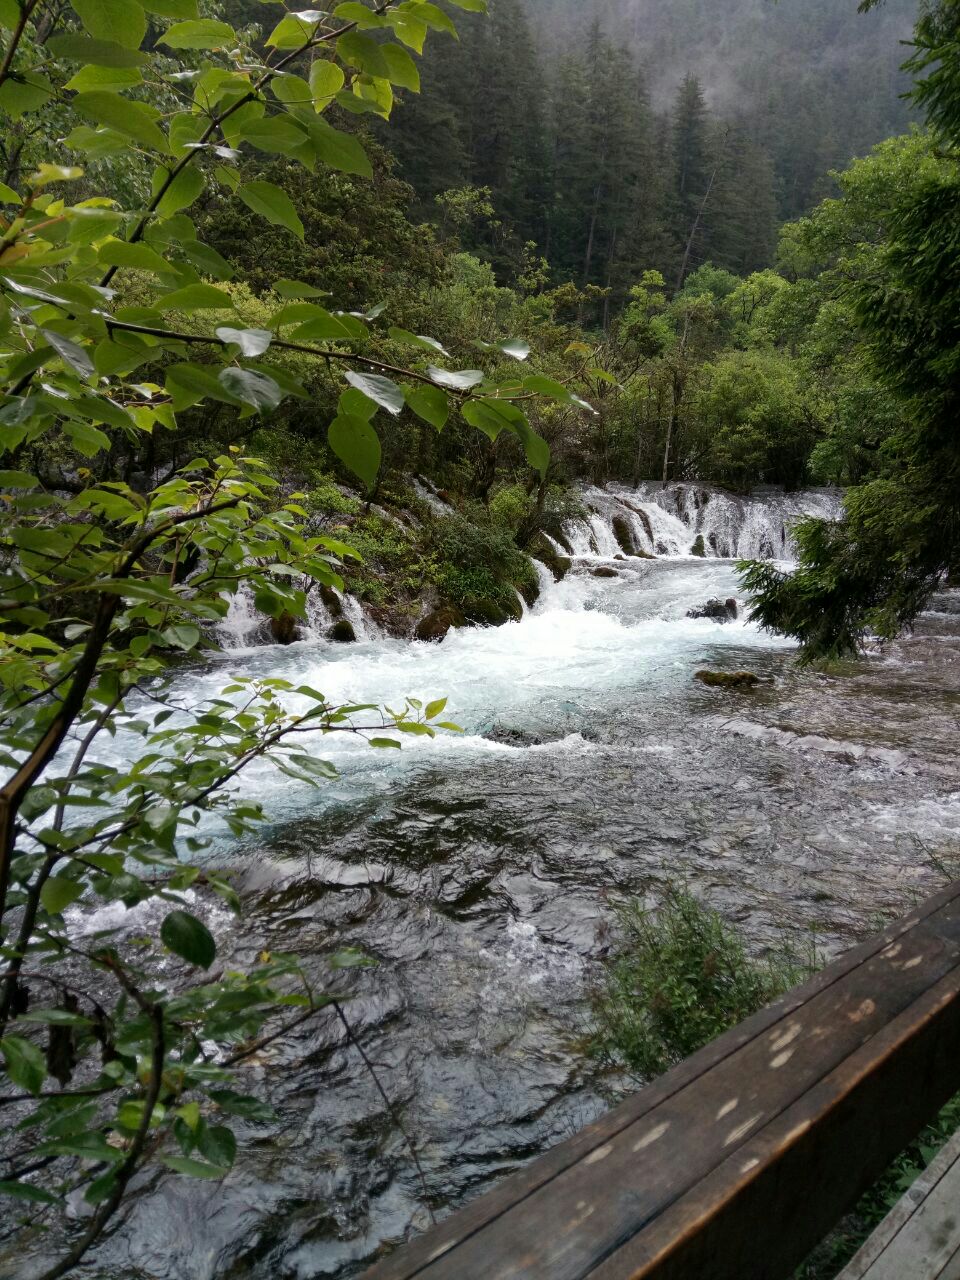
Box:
1, 0, 959, 1274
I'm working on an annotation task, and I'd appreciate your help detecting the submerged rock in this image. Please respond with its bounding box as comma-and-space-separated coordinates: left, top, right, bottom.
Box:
694, 670, 761, 689
414, 605, 466, 643
328, 619, 357, 643
690, 534, 707, 557
687, 597, 739, 622
270, 612, 301, 645
591, 566, 620, 579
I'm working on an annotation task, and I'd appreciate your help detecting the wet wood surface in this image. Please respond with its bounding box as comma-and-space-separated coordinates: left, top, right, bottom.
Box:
363, 881, 960, 1280
838, 1128, 960, 1280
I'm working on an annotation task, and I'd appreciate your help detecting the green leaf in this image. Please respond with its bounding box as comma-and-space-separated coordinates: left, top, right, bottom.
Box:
141, 0, 199, 15
216, 327, 272, 357
425, 697, 447, 719
405, 384, 449, 430
151, 164, 205, 217
427, 365, 483, 391
414, 2, 458, 37
1, 1035, 45, 1095
48, 34, 150, 67
0, 1181, 58, 1205
197, 1124, 236, 1168
72, 0, 146, 48
328, 413, 381, 491
344, 371, 404, 416
370, 737, 401, 749
208, 1089, 276, 1122
388, 327, 447, 355
238, 181, 304, 239
160, 1155, 228, 1179
337, 31, 389, 77
267, 12, 320, 47
238, 114, 308, 157
380, 42, 420, 91
73, 91, 168, 153
160, 910, 216, 968
41, 330, 94, 380
159, 18, 236, 49
218, 368, 283, 412
304, 117, 372, 177
0, 72, 54, 118
309, 60, 345, 109
98, 240, 172, 275
39, 876, 84, 914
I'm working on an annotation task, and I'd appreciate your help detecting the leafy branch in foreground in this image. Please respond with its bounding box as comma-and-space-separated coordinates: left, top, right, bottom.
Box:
0, 0, 578, 1272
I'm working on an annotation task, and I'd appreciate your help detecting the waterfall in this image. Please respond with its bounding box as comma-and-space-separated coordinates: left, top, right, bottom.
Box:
564, 482, 842, 562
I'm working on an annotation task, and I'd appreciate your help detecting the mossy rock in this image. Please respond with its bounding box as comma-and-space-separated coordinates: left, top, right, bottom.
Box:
591, 566, 620, 579
462, 595, 511, 626
529, 532, 572, 581
270, 612, 301, 645
690, 534, 707, 558
517, 573, 540, 607
612, 514, 636, 555
694, 670, 761, 689
319, 584, 343, 618
414, 605, 466, 643
328, 619, 357, 643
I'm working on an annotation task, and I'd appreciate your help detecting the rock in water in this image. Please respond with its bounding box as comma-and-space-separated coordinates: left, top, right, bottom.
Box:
694, 670, 761, 689
328, 619, 357, 643
687, 597, 739, 622
270, 611, 301, 644
414, 605, 466, 643
591, 566, 620, 578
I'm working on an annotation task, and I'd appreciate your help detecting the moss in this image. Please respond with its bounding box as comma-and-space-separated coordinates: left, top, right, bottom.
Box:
528, 532, 572, 581
414, 605, 466, 642
694, 669, 761, 688
690, 534, 707, 557
462, 595, 511, 626
328, 619, 357, 643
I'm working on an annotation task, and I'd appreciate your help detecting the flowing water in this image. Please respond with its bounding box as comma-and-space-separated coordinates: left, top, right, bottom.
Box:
31, 484, 960, 1280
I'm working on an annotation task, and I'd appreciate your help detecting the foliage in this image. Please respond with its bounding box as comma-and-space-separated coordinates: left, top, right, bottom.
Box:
0, 0, 582, 1271
743, 9, 960, 660
590, 889, 809, 1081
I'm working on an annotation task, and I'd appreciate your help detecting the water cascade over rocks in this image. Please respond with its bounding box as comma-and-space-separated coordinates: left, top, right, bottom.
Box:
564, 482, 842, 562
216, 482, 843, 649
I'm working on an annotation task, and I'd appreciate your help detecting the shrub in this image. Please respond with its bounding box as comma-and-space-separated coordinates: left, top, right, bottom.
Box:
591, 889, 809, 1080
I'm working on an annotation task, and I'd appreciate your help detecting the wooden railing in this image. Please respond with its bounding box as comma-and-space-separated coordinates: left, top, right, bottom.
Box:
363, 881, 960, 1280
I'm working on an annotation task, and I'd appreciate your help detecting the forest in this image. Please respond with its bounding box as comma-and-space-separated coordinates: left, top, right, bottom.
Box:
1, 0, 959, 1277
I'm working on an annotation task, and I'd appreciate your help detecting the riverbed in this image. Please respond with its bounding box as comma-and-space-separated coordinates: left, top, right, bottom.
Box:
54, 485, 960, 1280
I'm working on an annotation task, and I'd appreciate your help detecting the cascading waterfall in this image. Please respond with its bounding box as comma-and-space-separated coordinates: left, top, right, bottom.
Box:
217, 482, 842, 649
566, 482, 842, 562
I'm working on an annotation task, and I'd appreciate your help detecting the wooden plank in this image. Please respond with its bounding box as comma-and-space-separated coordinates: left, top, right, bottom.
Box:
362, 881, 960, 1280
838, 1129, 960, 1279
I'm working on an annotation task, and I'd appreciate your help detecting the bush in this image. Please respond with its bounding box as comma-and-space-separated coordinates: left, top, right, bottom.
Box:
591, 889, 809, 1080
431, 513, 536, 607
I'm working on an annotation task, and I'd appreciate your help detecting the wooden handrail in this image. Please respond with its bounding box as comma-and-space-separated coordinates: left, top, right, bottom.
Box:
363, 881, 960, 1280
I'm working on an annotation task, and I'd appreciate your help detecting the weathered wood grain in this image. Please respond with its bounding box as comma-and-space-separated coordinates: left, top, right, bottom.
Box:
362, 881, 960, 1280
838, 1129, 960, 1279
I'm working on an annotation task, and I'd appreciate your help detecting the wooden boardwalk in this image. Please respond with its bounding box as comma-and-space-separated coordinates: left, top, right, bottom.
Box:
363, 881, 960, 1280
839, 1129, 960, 1280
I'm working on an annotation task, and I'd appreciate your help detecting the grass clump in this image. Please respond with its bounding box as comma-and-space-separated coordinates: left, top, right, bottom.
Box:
592, 888, 809, 1080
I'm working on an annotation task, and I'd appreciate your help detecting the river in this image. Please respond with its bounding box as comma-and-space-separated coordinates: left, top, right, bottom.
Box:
54, 483, 960, 1280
